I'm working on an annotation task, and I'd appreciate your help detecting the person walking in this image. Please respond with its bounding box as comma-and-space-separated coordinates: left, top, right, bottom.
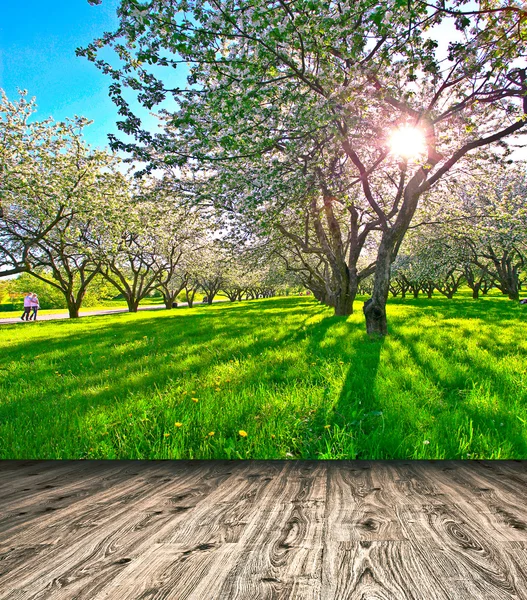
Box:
29, 293, 40, 321
20, 293, 32, 321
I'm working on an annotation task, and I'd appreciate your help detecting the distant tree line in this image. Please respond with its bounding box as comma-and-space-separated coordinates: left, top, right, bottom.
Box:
0, 92, 292, 317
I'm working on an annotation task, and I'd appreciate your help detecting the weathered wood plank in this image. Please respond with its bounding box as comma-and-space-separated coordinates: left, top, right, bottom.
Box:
0, 461, 526, 600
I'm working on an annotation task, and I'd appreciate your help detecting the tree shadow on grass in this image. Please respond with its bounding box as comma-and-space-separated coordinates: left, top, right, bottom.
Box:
0, 299, 330, 439
390, 322, 527, 458
3, 295, 524, 459
315, 332, 384, 459
388, 295, 522, 323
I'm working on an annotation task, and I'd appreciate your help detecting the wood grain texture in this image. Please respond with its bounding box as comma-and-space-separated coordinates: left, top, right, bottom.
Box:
0, 461, 526, 599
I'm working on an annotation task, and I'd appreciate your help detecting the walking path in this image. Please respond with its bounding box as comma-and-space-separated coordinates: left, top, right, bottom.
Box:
0, 302, 202, 325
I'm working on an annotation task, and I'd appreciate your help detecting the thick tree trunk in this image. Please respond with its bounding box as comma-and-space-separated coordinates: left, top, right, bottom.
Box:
333, 289, 355, 316
332, 267, 358, 316
66, 291, 85, 319
67, 302, 80, 319
507, 267, 520, 301
127, 298, 140, 312
364, 238, 391, 336
163, 292, 178, 309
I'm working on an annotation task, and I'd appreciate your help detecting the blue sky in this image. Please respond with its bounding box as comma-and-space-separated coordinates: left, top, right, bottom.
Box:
0, 0, 136, 149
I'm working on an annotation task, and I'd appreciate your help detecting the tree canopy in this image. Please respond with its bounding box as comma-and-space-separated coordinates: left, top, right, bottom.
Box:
79, 0, 527, 334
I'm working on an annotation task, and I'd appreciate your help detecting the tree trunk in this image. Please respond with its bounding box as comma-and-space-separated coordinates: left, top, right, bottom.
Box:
332, 267, 358, 316
66, 291, 86, 319
67, 302, 80, 319
364, 238, 391, 336
333, 289, 355, 316
472, 284, 480, 299
127, 298, 139, 312
186, 289, 197, 307
163, 292, 176, 309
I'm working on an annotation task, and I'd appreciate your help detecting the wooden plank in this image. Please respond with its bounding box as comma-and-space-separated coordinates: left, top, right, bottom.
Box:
210, 461, 327, 600
0, 462, 236, 600
1, 461, 527, 599
420, 462, 527, 542
399, 503, 526, 599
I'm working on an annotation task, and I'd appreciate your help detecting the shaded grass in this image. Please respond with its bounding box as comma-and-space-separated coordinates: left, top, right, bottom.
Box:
0, 296, 526, 459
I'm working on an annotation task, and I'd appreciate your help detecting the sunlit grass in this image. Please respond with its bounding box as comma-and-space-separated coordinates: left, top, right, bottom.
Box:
0, 295, 526, 459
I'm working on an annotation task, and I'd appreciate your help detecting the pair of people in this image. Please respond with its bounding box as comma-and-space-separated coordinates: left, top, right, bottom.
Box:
20, 293, 40, 321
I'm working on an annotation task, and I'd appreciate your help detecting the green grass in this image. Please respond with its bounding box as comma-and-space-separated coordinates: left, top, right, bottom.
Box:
1, 295, 526, 460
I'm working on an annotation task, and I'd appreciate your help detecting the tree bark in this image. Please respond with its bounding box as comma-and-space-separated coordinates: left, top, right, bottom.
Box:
67, 302, 80, 319
364, 237, 391, 336
162, 292, 178, 309
333, 289, 355, 316
127, 298, 140, 312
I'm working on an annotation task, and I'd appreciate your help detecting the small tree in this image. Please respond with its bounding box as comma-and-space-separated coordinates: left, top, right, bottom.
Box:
0, 91, 98, 280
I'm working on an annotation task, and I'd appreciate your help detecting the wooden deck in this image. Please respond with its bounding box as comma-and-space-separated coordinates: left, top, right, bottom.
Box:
0, 460, 526, 599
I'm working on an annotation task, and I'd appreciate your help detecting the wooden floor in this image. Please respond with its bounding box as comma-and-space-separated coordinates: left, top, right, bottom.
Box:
0, 461, 526, 599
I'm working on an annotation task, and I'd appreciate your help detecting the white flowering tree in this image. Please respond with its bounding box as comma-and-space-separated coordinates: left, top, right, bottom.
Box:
440, 167, 527, 301
0, 91, 99, 280
0, 90, 126, 317
80, 0, 527, 335
97, 186, 197, 311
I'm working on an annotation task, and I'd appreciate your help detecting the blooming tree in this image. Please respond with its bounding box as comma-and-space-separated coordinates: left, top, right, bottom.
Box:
80, 0, 527, 334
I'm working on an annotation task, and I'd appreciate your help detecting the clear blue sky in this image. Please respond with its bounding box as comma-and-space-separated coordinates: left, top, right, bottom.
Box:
0, 0, 137, 149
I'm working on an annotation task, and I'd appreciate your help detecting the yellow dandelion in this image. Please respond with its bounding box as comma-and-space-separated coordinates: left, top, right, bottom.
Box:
192, 397, 199, 402
164, 433, 170, 437
324, 424, 331, 429
239, 430, 248, 437
175, 422, 183, 427
215, 388, 221, 392
208, 431, 215, 436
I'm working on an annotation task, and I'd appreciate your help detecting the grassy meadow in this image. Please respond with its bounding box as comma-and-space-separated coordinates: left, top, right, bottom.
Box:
1, 295, 526, 460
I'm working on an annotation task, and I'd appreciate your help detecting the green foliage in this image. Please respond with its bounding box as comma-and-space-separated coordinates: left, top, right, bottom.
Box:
7, 273, 118, 309
8, 273, 67, 309
0, 296, 525, 459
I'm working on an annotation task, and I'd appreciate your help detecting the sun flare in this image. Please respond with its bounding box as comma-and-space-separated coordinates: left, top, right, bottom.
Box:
389, 127, 427, 159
